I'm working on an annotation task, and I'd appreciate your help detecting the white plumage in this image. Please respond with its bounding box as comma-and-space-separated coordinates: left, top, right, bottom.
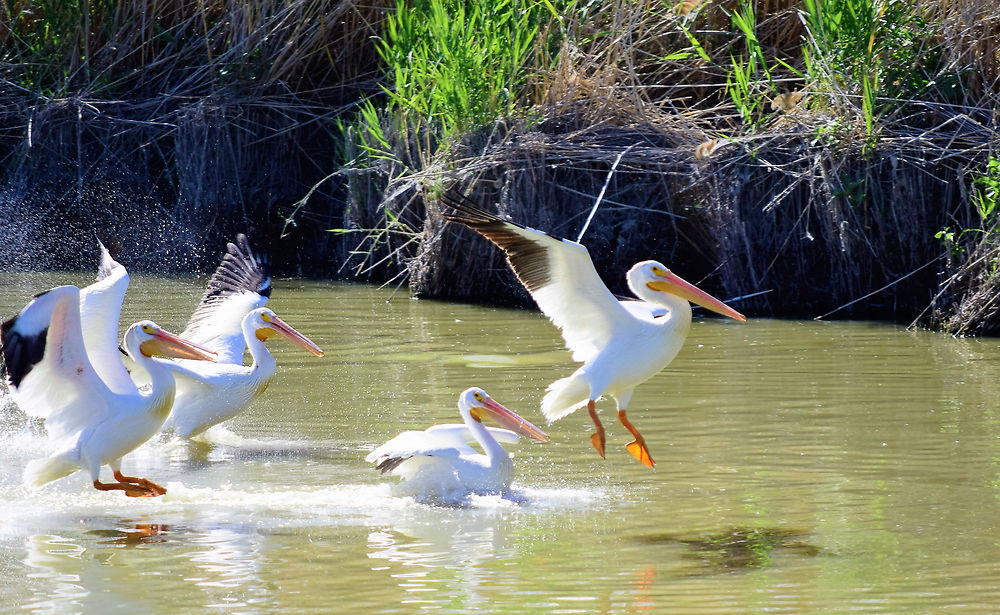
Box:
441, 190, 746, 467
1, 285, 216, 496
161, 306, 323, 438
366, 387, 549, 502
152, 234, 324, 438
78, 240, 134, 395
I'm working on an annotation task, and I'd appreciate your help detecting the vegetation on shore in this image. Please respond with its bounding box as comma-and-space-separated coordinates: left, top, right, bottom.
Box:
1, 1, 999, 333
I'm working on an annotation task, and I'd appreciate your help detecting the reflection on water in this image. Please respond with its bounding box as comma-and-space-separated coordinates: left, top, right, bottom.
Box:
368, 507, 512, 610
4, 275, 1000, 611
637, 527, 821, 574
23, 534, 90, 613
86, 524, 169, 548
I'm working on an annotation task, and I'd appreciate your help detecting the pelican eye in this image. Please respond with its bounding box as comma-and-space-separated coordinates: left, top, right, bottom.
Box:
142, 324, 155, 334
261, 312, 273, 323
651, 265, 667, 277
473, 391, 485, 402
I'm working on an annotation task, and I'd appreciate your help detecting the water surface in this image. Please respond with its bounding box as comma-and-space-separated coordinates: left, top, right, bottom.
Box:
2, 273, 1000, 612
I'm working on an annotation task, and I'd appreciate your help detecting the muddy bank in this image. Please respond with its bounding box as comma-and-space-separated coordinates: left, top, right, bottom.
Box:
2, 107, 995, 334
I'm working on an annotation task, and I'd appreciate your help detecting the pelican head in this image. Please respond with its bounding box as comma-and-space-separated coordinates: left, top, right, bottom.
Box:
458, 387, 550, 442
248, 308, 324, 356
127, 321, 218, 361
628, 260, 746, 322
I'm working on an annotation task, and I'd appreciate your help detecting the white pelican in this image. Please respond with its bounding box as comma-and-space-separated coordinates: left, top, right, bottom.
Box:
1, 285, 217, 496
161, 306, 324, 438
155, 235, 324, 438
440, 190, 747, 468
365, 387, 550, 501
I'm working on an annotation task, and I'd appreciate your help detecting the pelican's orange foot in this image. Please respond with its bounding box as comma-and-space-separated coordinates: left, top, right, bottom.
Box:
137, 478, 167, 496
591, 432, 606, 458
587, 399, 606, 459
94, 479, 159, 497
625, 439, 655, 468
113, 471, 168, 496
123, 485, 159, 498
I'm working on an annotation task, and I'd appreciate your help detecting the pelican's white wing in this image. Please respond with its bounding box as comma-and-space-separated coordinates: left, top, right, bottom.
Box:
1, 285, 112, 444
78, 240, 134, 395
365, 428, 466, 467
181, 234, 271, 364
425, 423, 520, 447
441, 191, 633, 363
158, 360, 257, 438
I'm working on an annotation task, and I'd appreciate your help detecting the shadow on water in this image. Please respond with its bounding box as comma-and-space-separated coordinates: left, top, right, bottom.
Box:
636, 527, 822, 574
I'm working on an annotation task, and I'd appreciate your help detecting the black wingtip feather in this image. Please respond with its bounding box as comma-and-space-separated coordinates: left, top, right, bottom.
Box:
181, 233, 273, 335
193, 233, 270, 304
439, 189, 511, 225
1, 315, 47, 389
208, 233, 271, 296
439, 188, 553, 293
375, 457, 408, 475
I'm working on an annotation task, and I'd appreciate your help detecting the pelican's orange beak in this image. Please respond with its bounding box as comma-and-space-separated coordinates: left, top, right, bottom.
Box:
472, 397, 550, 442
257, 314, 325, 357
141, 329, 218, 361
648, 272, 746, 322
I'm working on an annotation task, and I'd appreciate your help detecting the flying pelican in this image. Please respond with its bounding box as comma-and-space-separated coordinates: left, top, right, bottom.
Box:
1, 285, 217, 496
155, 235, 324, 439
440, 189, 747, 468
366, 387, 550, 501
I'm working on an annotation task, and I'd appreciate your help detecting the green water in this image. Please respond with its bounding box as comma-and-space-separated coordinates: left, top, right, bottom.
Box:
3, 273, 1000, 612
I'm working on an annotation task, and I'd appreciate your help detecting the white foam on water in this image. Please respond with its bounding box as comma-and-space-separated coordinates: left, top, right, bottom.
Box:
188, 425, 339, 452
0, 468, 608, 540
1, 410, 608, 540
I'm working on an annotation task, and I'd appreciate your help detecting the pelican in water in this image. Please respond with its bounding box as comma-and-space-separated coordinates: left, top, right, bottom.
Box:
366, 387, 549, 501
156, 234, 324, 438
1, 286, 217, 496
440, 189, 746, 467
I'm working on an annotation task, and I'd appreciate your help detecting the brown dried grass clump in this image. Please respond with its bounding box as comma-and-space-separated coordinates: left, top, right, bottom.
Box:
920, 241, 1000, 336
2, 0, 386, 98
530, 0, 804, 123
925, 0, 1000, 103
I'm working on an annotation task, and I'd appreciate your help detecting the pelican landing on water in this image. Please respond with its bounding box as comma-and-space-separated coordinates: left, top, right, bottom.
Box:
440, 189, 746, 468
366, 387, 549, 502
1, 286, 217, 497
123, 234, 325, 439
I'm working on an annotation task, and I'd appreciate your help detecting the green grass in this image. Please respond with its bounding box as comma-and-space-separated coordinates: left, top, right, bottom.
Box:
935, 157, 1000, 257
725, 0, 773, 128
973, 157, 1000, 226
375, 0, 551, 139
801, 0, 939, 137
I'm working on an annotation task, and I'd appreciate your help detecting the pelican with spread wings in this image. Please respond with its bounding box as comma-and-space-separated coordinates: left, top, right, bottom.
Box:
440, 189, 746, 467
1, 286, 216, 496
157, 235, 324, 438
